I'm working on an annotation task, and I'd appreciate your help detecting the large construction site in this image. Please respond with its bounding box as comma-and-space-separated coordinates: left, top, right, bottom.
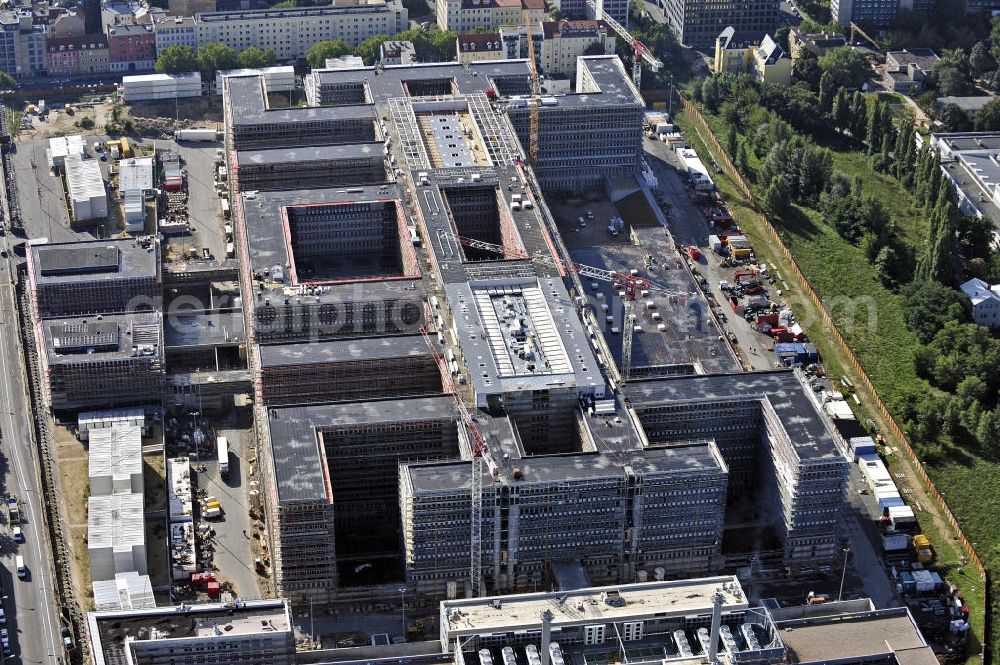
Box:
212, 54, 851, 613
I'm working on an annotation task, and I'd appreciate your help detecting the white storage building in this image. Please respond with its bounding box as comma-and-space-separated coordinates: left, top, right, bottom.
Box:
92, 571, 156, 611
65, 154, 108, 222
216, 65, 295, 95
78, 407, 146, 442
88, 492, 147, 582
121, 72, 202, 103
119, 157, 154, 233
47, 135, 85, 170
88, 424, 143, 496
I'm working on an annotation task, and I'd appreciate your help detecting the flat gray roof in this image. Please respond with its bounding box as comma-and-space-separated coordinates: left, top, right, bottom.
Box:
259, 334, 428, 367
163, 311, 246, 349
444, 278, 604, 400
626, 370, 842, 461
236, 142, 385, 167
226, 75, 377, 127
43, 311, 161, 364
777, 609, 930, 664
267, 395, 457, 502
404, 442, 725, 494
31, 238, 158, 284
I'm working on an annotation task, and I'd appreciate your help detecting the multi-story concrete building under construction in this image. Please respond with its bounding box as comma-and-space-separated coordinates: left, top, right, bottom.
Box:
220, 56, 848, 611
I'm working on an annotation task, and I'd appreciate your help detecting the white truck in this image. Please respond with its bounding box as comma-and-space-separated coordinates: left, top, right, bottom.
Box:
217, 436, 230, 479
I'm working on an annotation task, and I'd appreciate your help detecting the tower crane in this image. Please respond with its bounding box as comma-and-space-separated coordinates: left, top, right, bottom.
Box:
419, 326, 498, 598
586, 0, 663, 88
524, 10, 540, 168
438, 230, 674, 381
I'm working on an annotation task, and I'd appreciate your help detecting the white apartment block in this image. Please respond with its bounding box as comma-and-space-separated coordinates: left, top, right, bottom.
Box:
541, 19, 615, 77
195, 0, 408, 60
153, 15, 198, 53
436, 0, 523, 34
961, 278, 1000, 330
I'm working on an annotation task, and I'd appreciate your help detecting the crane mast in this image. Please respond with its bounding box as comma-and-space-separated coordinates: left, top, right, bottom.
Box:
524, 10, 540, 168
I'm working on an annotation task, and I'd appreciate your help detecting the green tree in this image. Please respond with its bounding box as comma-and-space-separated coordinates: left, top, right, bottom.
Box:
0, 70, 15, 90
238, 46, 275, 69
865, 100, 883, 153
975, 97, 1000, 130
763, 175, 791, 215
849, 90, 867, 141
736, 141, 751, 177
902, 279, 970, 343
355, 34, 390, 65
919, 186, 959, 284
979, 408, 1000, 454
273, 0, 296, 6
970, 41, 995, 77
197, 42, 238, 77
726, 123, 738, 156
818, 46, 870, 88
701, 76, 722, 112
832, 87, 848, 128
818, 70, 836, 113
306, 39, 352, 68
941, 104, 972, 132
792, 50, 823, 89
155, 45, 197, 74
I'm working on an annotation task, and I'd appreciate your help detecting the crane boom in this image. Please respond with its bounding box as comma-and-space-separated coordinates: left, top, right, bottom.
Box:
586, 0, 663, 87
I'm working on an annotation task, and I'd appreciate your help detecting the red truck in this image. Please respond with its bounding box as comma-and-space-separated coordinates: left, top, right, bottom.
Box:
687, 245, 702, 261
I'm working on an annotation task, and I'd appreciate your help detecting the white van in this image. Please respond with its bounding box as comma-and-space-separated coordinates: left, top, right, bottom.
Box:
15, 555, 25, 578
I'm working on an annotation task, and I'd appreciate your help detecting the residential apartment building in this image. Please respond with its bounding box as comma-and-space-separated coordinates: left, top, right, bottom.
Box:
831, 0, 904, 27
195, 0, 408, 59
107, 22, 156, 72
0, 10, 47, 78
713, 27, 762, 74
46, 34, 108, 76
752, 33, 791, 84
541, 20, 615, 77
456, 33, 504, 65
885, 48, 938, 94
436, 0, 526, 33
153, 15, 197, 53
788, 25, 845, 59
498, 24, 541, 61
660, 0, 778, 49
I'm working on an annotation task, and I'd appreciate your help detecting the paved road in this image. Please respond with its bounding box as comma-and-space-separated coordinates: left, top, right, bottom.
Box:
0, 138, 67, 663
0, 252, 65, 664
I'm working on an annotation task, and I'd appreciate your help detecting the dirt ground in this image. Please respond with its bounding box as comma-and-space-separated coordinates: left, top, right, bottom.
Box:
52, 424, 92, 610
144, 451, 166, 513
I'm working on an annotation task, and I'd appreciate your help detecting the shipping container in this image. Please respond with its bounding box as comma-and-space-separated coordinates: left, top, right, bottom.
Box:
175, 128, 220, 142
882, 533, 909, 551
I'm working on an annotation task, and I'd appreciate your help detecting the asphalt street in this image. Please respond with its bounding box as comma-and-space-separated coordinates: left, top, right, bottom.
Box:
0, 140, 67, 663
0, 253, 65, 663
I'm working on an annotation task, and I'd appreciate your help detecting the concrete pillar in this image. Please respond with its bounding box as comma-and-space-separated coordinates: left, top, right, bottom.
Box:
709, 590, 723, 664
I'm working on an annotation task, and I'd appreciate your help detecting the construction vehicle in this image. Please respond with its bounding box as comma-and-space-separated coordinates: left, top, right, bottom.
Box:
64, 104, 74, 116
586, 0, 663, 87
806, 591, 830, 604
105, 137, 132, 159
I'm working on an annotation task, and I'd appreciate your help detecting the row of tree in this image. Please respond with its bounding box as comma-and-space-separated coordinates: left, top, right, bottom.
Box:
696, 70, 1000, 458
156, 43, 276, 76
155, 26, 459, 77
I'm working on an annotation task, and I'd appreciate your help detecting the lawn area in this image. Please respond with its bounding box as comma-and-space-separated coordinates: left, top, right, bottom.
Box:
675, 106, 989, 664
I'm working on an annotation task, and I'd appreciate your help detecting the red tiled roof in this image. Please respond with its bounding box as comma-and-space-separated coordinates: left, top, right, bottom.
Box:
457, 33, 503, 52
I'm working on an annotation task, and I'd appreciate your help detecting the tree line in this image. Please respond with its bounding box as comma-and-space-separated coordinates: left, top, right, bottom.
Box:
694, 67, 1000, 459
155, 26, 459, 77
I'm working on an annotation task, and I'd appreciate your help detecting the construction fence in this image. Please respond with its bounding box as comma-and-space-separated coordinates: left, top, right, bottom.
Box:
678, 94, 989, 659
